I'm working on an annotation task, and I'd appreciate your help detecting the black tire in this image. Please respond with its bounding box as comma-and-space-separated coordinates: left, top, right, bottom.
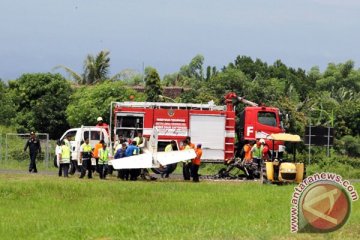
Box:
69, 162, 74, 175
151, 163, 177, 175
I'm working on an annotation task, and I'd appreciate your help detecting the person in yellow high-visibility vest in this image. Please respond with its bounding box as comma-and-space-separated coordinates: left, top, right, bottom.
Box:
79, 138, 93, 179
161, 140, 177, 178
251, 139, 263, 168
98, 143, 111, 179
59, 140, 71, 177
133, 132, 146, 149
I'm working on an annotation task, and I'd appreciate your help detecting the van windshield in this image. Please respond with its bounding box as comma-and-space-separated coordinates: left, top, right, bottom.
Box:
90, 131, 101, 140
64, 130, 76, 141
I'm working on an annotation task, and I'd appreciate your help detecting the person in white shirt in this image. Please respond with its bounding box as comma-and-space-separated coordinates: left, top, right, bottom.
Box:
55, 139, 62, 176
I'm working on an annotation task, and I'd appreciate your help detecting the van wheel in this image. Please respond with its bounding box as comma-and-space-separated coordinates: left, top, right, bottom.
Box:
152, 163, 177, 175
69, 162, 74, 175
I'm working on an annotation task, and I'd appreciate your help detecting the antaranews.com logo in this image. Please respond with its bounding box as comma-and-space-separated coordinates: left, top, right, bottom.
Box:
290, 172, 358, 233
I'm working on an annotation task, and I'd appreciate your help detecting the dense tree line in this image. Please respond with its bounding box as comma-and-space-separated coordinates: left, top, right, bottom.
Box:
0, 52, 359, 157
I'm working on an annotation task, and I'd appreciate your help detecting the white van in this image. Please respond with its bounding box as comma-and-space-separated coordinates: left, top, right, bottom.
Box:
59, 126, 110, 165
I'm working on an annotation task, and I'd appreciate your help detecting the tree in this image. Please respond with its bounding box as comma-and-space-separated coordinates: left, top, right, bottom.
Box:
316, 60, 360, 92
144, 67, 163, 102
231, 55, 268, 80
54, 50, 121, 85
0, 80, 16, 125
206, 67, 253, 104
334, 99, 360, 137
66, 81, 144, 127
114, 69, 143, 86
179, 54, 205, 81
162, 73, 179, 86
273, 97, 307, 136
8, 73, 72, 138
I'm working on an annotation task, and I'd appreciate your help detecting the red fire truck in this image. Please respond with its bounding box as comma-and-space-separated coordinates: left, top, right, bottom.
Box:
109, 92, 285, 166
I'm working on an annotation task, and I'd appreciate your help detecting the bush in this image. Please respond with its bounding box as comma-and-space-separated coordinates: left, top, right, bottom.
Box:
306, 154, 360, 179
336, 135, 360, 157
307, 163, 360, 179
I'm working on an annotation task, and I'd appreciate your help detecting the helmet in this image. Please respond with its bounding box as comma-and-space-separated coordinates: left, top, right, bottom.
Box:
97, 117, 103, 122
259, 139, 265, 144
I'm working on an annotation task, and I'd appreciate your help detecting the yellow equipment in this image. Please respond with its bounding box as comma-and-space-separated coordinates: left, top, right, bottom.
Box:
263, 133, 305, 184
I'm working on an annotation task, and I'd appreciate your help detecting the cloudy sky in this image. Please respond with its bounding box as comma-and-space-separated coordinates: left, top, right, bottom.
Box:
1, 0, 359, 80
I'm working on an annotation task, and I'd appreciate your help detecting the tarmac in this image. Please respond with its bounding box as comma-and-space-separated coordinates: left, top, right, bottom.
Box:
1, 169, 359, 182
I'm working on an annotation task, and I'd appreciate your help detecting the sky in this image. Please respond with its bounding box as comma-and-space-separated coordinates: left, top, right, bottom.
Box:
1, 0, 360, 80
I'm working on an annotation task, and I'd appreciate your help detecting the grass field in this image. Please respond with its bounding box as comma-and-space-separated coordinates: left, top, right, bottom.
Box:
0, 174, 359, 240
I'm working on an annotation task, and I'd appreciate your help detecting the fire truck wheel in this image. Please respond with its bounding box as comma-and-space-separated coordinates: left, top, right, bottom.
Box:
151, 163, 177, 175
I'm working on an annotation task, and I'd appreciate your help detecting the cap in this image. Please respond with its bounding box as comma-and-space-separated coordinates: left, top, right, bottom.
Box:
259, 139, 265, 144
97, 117, 103, 122
197, 143, 202, 147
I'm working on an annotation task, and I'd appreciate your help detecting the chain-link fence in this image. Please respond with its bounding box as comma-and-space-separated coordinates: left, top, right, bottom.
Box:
1, 133, 52, 170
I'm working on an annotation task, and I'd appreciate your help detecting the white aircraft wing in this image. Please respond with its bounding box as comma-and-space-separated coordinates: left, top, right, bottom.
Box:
157, 149, 196, 166
110, 153, 153, 169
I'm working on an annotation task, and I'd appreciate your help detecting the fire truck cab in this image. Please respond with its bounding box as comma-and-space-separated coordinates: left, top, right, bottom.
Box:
224, 93, 285, 157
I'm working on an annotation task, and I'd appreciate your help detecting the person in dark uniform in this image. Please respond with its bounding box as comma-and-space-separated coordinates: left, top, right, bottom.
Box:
24, 131, 41, 173
79, 138, 93, 179
115, 143, 128, 180
181, 139, 191, 181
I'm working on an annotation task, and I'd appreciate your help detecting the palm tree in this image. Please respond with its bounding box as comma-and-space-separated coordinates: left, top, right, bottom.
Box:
54, 50, 118, 85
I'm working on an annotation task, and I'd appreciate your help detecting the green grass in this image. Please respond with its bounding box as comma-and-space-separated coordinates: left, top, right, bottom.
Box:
0, 174, 359, 240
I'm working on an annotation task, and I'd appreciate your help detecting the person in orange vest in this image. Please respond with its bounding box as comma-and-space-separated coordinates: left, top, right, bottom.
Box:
191, 144, 203, 182
92, 140, 104, 173
243, 140, 254, 163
